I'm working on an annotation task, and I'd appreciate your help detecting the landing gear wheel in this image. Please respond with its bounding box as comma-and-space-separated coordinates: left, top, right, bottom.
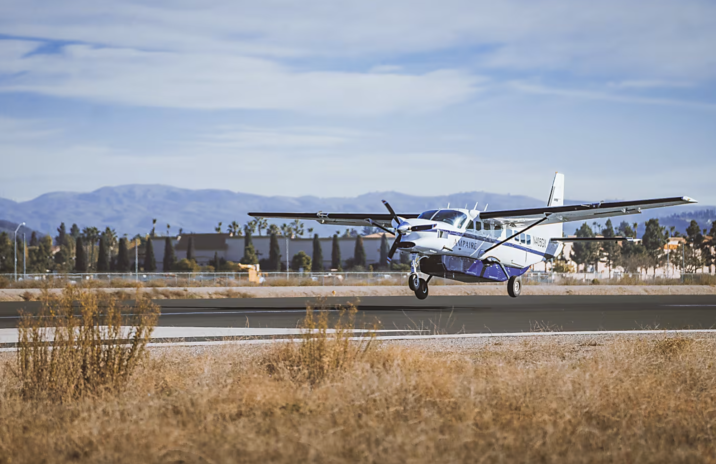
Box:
408, 273, 419, 291
507, 276, 522, 298
414, 278, 429, 300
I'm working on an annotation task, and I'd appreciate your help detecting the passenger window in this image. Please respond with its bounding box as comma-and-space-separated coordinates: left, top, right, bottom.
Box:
519, 233, 525, 244
527, 235, 532, 245
466, 220, 474, 230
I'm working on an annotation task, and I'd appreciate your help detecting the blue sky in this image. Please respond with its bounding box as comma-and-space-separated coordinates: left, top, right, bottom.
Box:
1, 0, 715, 204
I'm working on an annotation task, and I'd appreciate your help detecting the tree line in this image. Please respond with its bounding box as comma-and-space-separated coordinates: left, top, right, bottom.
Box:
563, 219, 716, 275
0, 219, 407, 274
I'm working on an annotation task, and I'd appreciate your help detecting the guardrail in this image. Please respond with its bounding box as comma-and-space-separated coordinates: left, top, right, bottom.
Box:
1, 271, 714, 288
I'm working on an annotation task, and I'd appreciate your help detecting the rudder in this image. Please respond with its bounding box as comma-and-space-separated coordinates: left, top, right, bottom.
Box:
547, 172, 564, 207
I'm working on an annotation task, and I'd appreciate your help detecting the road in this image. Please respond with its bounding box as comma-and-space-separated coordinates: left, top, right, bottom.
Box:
2, 295, 716, 334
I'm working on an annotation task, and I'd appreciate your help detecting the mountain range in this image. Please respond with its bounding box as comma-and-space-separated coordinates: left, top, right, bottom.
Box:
0, 185, 713, 238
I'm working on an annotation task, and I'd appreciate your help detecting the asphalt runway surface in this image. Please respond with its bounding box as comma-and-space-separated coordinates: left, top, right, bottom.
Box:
2, 295, 716, 334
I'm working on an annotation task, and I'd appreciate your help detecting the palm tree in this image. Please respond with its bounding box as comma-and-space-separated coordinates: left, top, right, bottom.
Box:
166, 224, 171, 236
151, 218, 157, 237
215, 222, 223, 233
103, 227, 118, 262
227, 221, 242, 237
257, 218, 268, 236
81, 226, 100, 270
290, 219, 305, 237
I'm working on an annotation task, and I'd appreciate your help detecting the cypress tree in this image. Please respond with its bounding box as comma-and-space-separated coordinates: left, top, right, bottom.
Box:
97, 235, 110, 272
75, 236, 88, 273
144, 238, 157, 271
311, 234, 324, 271
186, 235, 196, 262
163, 237, 176, 272
331, 234, 341, 269
29, 231, 38, 247
70, 223, 81, 240
269, 232, 282, 271
379, 233, 389, 269
117, 238, 130, 272
354, 235, 366, 268
56, 223, 67, 247
241, 230, 259, 265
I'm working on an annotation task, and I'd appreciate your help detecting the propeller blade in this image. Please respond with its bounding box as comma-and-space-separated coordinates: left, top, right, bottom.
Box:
387, 236, 401, 260
382, 200, 397, 220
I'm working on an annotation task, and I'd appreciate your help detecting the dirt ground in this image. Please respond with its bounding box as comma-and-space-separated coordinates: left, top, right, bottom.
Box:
1, 284, 715, 301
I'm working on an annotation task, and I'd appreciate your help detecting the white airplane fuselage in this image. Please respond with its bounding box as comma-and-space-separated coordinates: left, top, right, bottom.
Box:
395, 209, 562, 276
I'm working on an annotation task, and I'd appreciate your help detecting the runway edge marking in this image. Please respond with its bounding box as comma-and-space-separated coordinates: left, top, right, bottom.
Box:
3, 329, 716, 351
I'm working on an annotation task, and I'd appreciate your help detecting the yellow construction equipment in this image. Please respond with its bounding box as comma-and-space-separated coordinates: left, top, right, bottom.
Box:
236, 263, 263, 284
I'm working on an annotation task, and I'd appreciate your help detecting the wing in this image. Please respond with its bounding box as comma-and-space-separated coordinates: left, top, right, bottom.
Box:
480, 196, 697, 224
248, 211, 420, 228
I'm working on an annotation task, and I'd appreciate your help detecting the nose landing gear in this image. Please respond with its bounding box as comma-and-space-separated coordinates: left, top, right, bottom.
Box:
409, 273, 430, 300
408, 273, 419, 291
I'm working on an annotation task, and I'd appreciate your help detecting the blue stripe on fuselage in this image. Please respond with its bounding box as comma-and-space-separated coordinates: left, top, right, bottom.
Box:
437, 229, 546, 257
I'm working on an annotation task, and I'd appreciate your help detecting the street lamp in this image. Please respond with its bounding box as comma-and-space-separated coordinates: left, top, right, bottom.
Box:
285, 233, 295, 279
13, 222, 25, 281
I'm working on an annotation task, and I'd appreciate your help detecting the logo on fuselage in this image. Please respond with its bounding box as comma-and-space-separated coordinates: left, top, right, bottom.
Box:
457, 239, 478, 250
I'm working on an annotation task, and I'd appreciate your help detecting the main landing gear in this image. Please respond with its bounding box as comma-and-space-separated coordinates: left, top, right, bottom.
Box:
409, 273, 430, 300
507, 276, 522, 298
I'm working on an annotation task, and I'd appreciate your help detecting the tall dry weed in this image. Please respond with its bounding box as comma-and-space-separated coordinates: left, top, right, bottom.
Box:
263, 302, 378, 385
15, 285, 159, 401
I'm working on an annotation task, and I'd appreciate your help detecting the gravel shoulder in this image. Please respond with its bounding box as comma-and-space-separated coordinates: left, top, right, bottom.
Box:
1, 284, 715, 301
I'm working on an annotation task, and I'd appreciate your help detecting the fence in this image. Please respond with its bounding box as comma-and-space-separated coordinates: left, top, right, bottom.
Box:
2, 270, 715, 288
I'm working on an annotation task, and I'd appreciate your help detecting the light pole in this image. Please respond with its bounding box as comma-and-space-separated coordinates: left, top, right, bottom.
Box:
135, 237, 139, 282
23, 232, 26, 279
13, 222, 25, 281
285, 233, 295, 279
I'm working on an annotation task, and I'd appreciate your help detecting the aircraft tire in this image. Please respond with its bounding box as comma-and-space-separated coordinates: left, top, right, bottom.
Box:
507, 276, 522, 298
414, 278, 429, 300
408, 273, 419, 291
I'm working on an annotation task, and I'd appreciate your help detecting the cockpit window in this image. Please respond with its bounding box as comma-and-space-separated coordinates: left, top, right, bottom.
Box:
417, 210, 438, 220
431, 210, 468, 228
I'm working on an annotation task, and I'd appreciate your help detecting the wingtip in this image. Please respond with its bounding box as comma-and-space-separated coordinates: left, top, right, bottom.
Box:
683, 196, 698, 203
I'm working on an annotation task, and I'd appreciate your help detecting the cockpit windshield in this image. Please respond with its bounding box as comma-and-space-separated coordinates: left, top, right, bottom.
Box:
417, 210, 438, 220
430, 210, 468, 228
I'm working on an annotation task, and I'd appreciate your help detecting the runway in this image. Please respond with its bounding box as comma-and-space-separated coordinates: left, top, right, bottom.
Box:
2, 295, 716, 334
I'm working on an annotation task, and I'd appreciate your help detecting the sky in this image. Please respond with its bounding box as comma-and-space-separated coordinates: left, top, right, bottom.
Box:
1, 0, 715, 204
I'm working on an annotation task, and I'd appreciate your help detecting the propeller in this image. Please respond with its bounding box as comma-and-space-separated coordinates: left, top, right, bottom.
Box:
382, 200, 404, 261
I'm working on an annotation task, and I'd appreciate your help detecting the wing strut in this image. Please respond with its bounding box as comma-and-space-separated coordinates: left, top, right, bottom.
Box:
483, 216, 550, 253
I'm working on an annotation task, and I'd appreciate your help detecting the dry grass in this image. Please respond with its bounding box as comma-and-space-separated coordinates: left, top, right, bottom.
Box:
13, 286, 159, 402
1, 298, 716, 462
263, 301, 378, 385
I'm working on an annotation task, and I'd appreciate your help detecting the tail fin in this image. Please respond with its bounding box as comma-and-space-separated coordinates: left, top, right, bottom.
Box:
547, 172, 564, 207
543, 173, 564, 240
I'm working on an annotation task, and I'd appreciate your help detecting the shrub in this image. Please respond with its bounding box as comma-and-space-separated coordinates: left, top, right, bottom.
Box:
263, 302, 378, 385
15, 285, 159, 401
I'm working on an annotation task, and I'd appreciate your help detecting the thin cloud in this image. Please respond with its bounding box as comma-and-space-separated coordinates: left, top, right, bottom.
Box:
511, 82, 716, 112
0, 41, 481, 115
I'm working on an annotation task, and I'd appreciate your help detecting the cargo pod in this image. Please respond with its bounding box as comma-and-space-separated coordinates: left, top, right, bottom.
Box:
420, 255, 529, 283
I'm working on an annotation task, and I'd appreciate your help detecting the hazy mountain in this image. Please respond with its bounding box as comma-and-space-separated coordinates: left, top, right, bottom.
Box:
0, 220, 43, 239
0, 185, 711, 238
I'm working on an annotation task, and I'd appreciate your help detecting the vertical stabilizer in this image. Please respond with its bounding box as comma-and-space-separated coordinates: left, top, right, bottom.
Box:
543, 173, 564, 242
547, 172, 564, 207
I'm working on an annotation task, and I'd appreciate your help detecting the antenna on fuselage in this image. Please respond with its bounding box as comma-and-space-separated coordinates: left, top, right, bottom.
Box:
447, 202, 450, 209
473, 202, 478, 210
484, 204, 488, 212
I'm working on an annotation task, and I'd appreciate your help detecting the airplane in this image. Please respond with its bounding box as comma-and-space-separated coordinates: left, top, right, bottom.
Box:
249, 173, 697, 299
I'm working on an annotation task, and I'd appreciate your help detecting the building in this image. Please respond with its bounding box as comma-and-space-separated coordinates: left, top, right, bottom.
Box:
150, 233, 392, 271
